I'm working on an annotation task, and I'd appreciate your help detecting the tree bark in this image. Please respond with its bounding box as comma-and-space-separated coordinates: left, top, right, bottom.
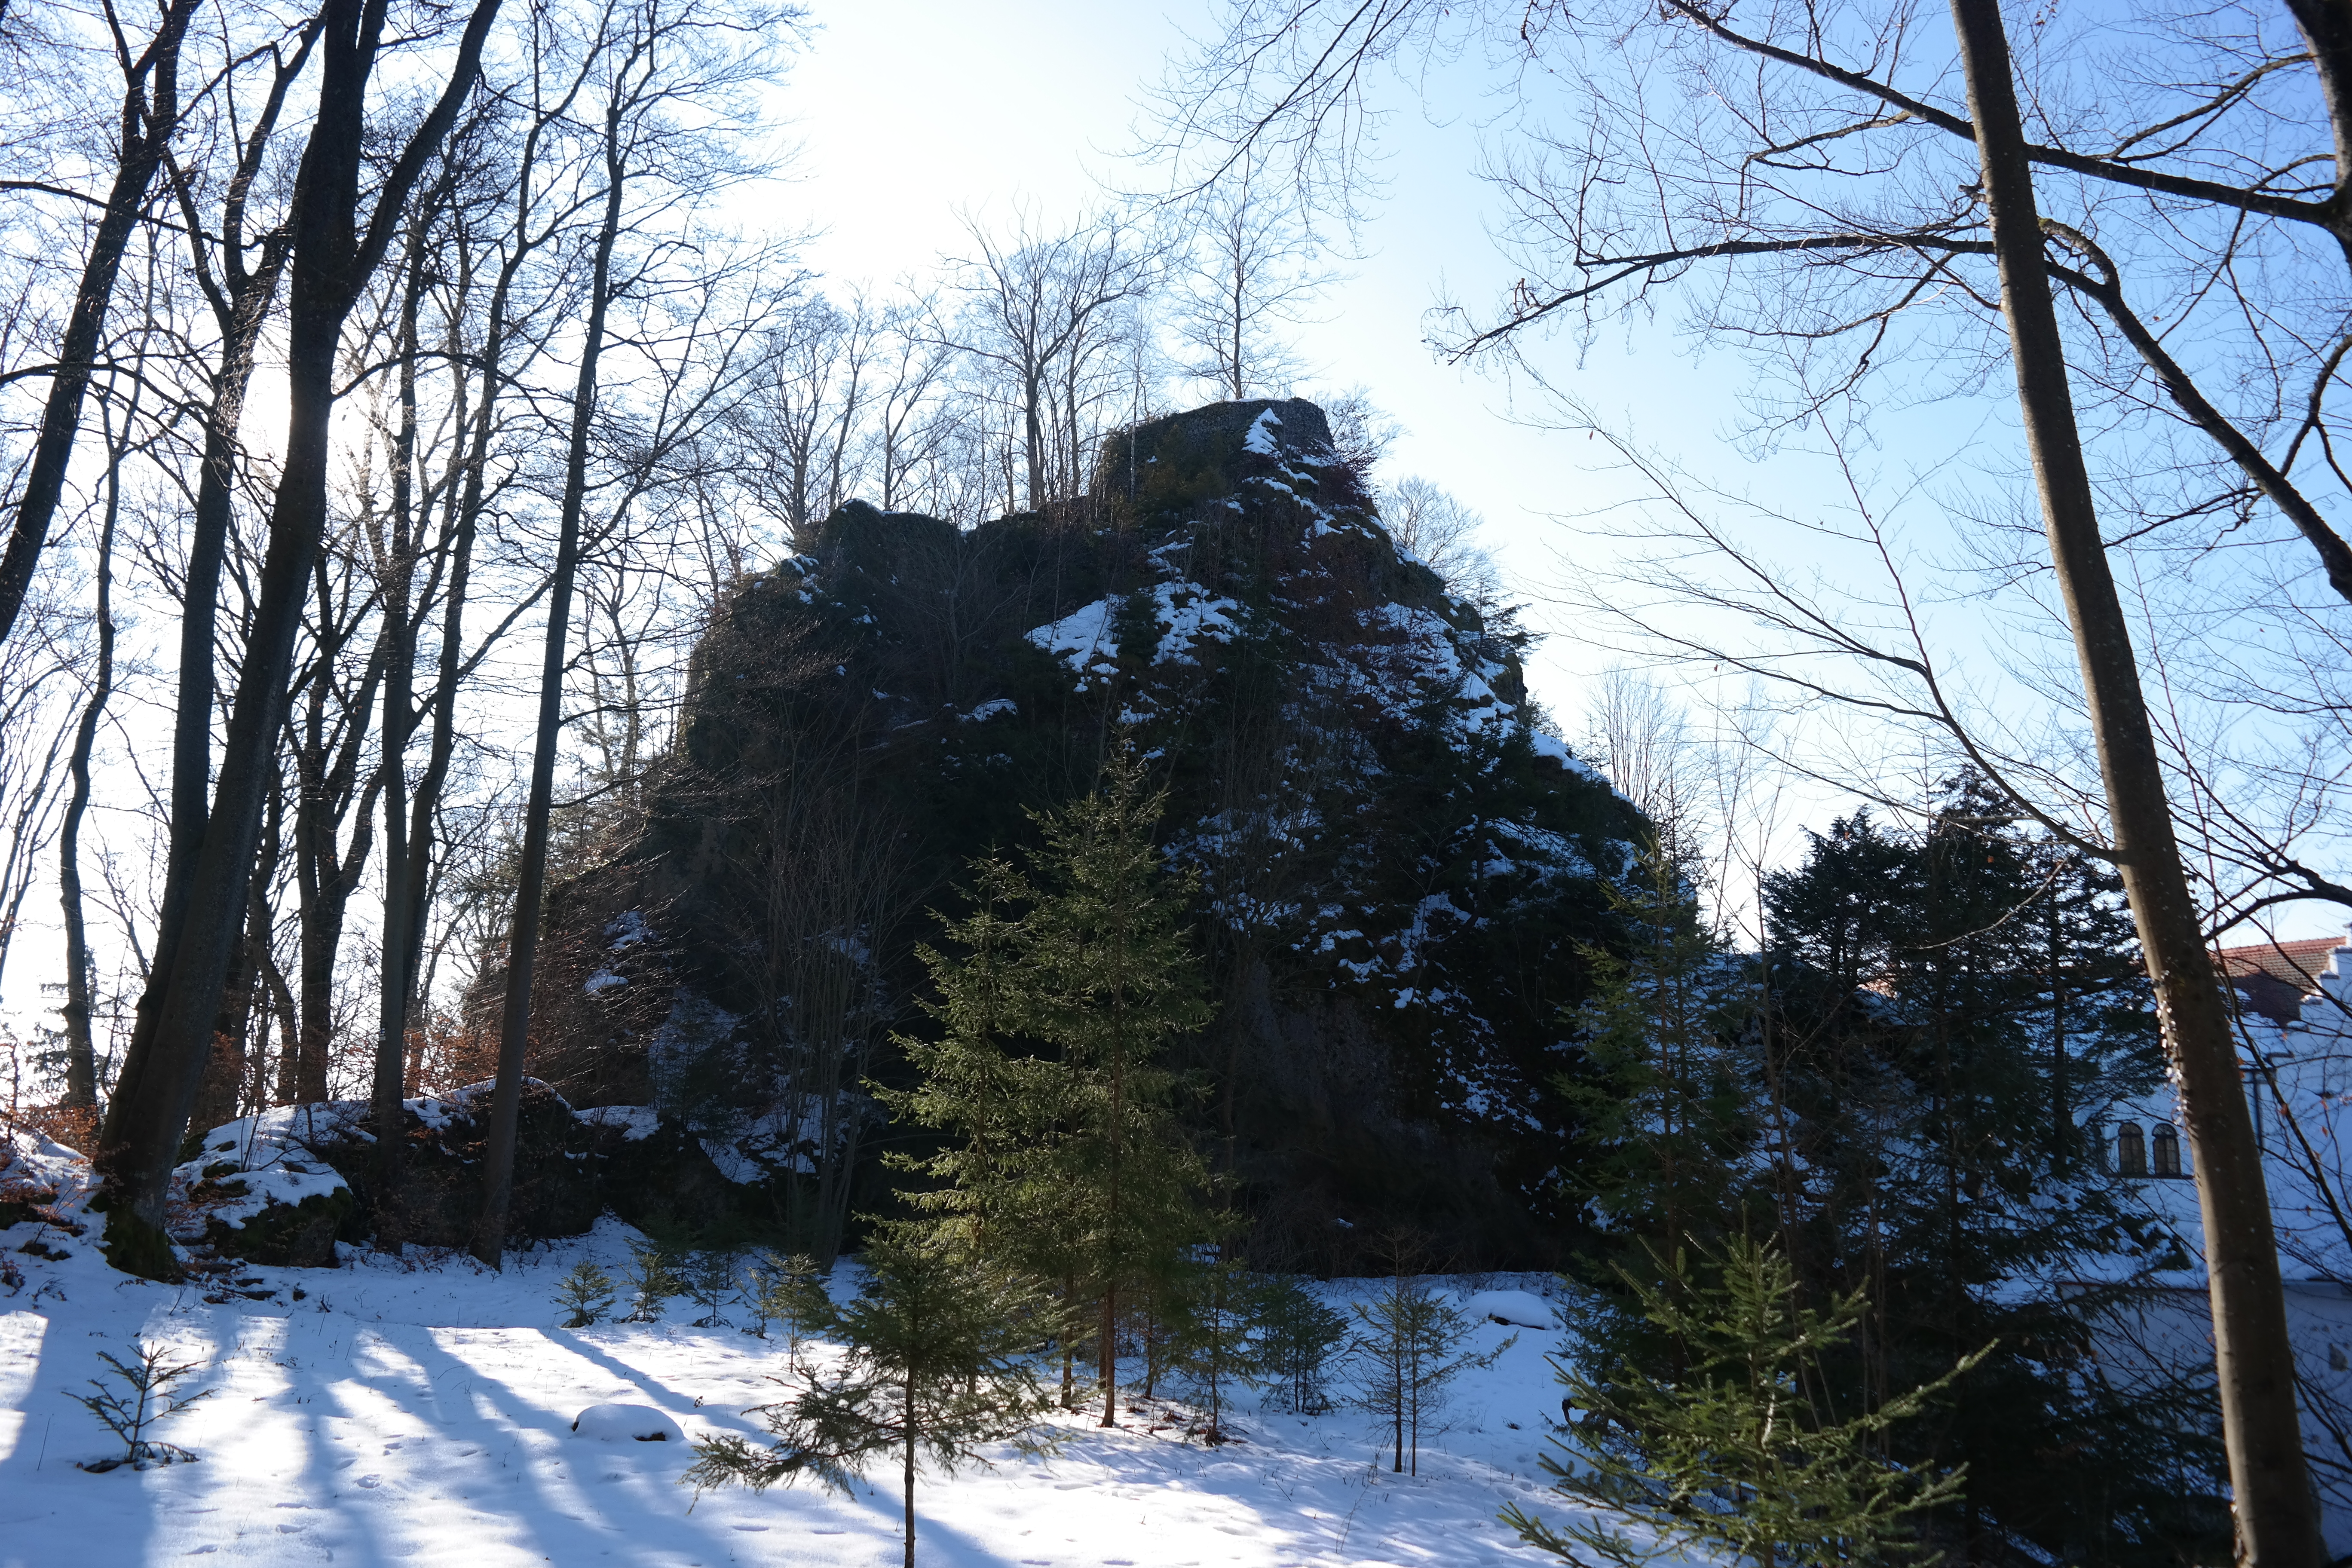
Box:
370, 207, 433, 1216
1948, 3, 2320, 1562
157, 21, 319, 1022
56, 381, 128, 1109
96, 0, 505, 1279
902, 1371, 918, 1568
471, 74, 628, 1268
0, 0, 200, 649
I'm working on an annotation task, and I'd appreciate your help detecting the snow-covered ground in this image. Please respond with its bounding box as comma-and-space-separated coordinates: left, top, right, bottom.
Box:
0, 1216, 1594, 1568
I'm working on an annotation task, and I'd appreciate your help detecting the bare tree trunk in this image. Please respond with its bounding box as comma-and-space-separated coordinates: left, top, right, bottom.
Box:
96, 0, 504, 1279
1949, 3, 2319, 1561
57, 383, 130, 1109
157, 21, 319, 1012
0, 0, 200, 649
472, 69, 629, 1268
370, 213, 430, 1211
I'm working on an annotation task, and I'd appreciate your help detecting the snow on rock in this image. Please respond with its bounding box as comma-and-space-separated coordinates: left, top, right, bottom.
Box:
571, 1403, 685, 1442
1146, 581, 1242, 665
1463, 1288, 1560, 1329
583, 967, 628, 995
1528, 726, 1604, 780
1242, 405, 1283, 453
575, 1104, 659, 1142
172, 1106, 360, 1266
1027, 597, 1121, 686
0, 1118, 91, 1211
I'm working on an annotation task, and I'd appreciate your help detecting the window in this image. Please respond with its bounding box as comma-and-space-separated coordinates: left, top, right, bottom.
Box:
2117, 1121, 2147, 1177
2153, 1123, 2182, 1178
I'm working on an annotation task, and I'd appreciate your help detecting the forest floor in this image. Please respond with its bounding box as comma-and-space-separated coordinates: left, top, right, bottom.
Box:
0, 1215, 1603, 1568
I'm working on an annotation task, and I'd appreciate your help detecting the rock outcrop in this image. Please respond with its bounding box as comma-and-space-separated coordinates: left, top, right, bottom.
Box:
523, 397, 1641, 1269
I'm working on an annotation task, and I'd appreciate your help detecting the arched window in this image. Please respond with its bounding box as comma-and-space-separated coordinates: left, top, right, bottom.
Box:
2117, 1121, 2147, 1177
2153, 1123, 2182, 1178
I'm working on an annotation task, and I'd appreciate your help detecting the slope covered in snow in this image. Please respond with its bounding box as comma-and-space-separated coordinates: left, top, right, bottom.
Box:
0, 1204, 1619, 1568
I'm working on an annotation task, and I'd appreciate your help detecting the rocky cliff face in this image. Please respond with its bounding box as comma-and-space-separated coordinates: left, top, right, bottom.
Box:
527, 397, 1640, 1269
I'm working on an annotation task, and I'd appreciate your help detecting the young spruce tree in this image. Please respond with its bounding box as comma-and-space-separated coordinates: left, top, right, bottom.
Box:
884, 740, 1214, 1428
683, 1223, 1055, 1568
1505, 1234, 1973, 1568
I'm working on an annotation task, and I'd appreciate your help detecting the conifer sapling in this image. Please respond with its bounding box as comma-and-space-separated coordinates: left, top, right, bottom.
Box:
1348, 1261, 1513, 1476
744, 1250, 833, 1362
624, 1231, 687, 1322
70, 1341, 213, 1471
680, 1244, 741, 1328
1259, 1274, 1348, 1415
683, 1224, 1057, 1568
556, 1261, 618, 1328
1165, 1255, 1270, 1443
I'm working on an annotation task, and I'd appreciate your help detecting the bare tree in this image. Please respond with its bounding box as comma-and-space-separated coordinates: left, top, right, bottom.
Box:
1379, 474, 1496, 606
740, 292, 875, 545
98, 0, 506, 1280
1168, 150, 1332, 400
0, 0, 203, 651
929, 207, 1158, 510
472, 0, 795, 1267
56, 257, 165, 1108
864, 295, 955, 514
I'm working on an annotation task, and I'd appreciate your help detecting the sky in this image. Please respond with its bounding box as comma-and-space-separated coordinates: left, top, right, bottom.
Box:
770, 2, 1807, 799
2, 0, 2340, 1046
744, 9, 2023, 871
760, 0, 2348, 946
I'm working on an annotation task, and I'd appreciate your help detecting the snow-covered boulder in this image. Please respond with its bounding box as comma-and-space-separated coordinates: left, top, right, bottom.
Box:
1463, 1289, 1558, 1329
174, 1105, 358, 1267
571, 1404, 684, 1442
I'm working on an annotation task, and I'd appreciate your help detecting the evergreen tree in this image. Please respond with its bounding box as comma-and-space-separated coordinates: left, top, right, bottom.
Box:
1163, 1254, 1268, 1443
680, 1245, 742, 1329
1347, 1250, 1513, 1475
744, 1250, 833, 1363
683, 1224, 1056, 1568
1258, 1273, 1348, 1415
882, 739, 1215, 1428
623, 1230, 689, 1323
1504, 1234, 1973, 1568
555, 1262, 617, 1329
1555, 835, 1759, 1372
1755, 780, 2225, 1564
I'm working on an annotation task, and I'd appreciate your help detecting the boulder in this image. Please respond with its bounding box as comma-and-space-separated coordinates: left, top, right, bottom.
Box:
571, 1404, 685, 1442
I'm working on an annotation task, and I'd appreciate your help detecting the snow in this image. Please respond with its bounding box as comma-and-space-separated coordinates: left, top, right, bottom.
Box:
584, 968, 628, 995
576, 1105, 660, 1142
1242, 407, 1283, 454
1463, 1290, 1559, 1329
572, 1403, 686, 1442
0, 1204, 1620, 1568
1145, 582, 1242, 665
1526, 728, 1602, 780
1025, 584, 1243, 686
170, 1108, 357, 1232
1026, 598, 1120, 683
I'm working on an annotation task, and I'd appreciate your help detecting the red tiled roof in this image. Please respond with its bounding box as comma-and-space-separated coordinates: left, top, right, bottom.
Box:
2218, 936, 2349, 990
2216, 936, 2348, 1027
